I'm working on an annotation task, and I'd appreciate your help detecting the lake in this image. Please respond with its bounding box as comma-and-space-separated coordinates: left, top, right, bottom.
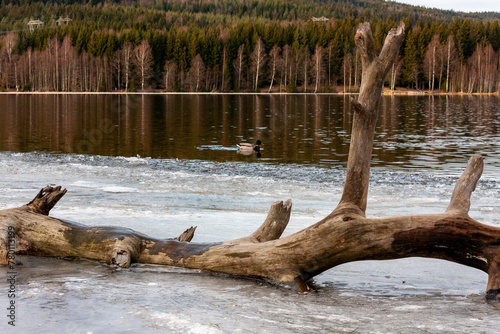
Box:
2, 94, 500, 171
0, 93, 499, 333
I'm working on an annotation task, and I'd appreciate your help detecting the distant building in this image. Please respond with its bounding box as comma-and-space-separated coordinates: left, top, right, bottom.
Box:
311, 16, 329, 23
27, 19, 43, 32
56, 16, 72, 26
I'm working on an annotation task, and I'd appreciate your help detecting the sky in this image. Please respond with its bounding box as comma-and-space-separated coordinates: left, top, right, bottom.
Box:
391, 1, 500, 12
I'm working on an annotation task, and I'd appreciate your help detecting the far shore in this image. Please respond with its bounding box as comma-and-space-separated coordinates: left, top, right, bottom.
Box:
0, 88, 498, 96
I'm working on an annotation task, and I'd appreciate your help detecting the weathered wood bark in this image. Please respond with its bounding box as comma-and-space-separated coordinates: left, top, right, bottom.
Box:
339, 21, 406, 215
2, 22, 500, 299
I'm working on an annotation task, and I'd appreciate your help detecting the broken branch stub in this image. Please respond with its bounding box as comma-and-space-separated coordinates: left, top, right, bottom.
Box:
27, 185, 67, 215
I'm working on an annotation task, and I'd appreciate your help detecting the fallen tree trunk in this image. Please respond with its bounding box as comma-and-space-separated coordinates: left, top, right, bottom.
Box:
1, 22, 500, 299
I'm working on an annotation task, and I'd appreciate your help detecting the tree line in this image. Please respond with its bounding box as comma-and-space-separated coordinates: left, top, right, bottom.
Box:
1, 1, 500, 93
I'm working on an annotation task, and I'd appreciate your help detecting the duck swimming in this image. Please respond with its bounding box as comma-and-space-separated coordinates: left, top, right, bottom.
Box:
237, 140, 263, 154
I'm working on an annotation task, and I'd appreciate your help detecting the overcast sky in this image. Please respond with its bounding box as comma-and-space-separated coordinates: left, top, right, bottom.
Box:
391, 1, 500, 12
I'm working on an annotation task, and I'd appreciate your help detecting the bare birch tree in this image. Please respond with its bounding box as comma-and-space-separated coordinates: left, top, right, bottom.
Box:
312, 45, 324, 93
423, 35, 439, 91
251, 37, 266, 91
354, 48, 361, 89
122, 42, 133, 91
111, 49, 122, 90
61, 35, 75, 92
164, 60, 176, 91
483, 44, 497, 93
327, 41, 333, 88
2, 33, 17, 89
342, 52, 352, 93
79, 51, 90, 91
221, 47, 228, 92
301, 47, 310, 92
187, 54, 205, 92
27, 47, 33, 91
46, 37, 59, 91
466, 49, 479, 94
282, 45, 290, 91
268, 44, 280, 93
477, 44, 485, 93
389, 56, 403, 92
445, 35, 458, 92
233, 44, 245, 91
291, 45, 301, 89
133, 40, 154, 91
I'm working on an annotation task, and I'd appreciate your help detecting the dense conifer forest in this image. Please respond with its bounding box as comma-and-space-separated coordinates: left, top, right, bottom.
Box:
0, 0, 499, 93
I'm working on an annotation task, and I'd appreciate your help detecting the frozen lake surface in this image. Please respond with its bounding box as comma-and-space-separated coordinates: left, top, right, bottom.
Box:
1, 151, 499, 333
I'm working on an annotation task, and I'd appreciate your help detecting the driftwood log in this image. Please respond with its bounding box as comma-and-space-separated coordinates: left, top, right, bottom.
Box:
1, 22, 500, 299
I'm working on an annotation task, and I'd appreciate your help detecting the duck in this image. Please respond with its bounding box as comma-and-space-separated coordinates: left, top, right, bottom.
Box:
237, 140, 263, 154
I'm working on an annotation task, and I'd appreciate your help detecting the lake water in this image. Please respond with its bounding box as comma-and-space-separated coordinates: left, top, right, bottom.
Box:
0, 94, 499, 333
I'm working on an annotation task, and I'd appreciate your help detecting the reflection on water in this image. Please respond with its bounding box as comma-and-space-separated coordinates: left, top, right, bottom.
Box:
1, 94, 499, 170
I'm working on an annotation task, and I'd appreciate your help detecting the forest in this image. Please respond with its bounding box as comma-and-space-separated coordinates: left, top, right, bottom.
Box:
0, 0, 500, 93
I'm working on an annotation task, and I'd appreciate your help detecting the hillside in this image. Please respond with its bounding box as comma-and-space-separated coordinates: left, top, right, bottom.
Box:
1, 0, 500, 32
0, 0, 499, 93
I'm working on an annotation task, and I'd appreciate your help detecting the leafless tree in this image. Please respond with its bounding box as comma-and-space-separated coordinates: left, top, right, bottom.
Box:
233, 44, 245, 90
102, 55, 112, 91
483, 44, 497, 93
445, 35, 458, 92
466, 48, 480, 94
164, 60, 176, 91
301, 47, 310, 92
79, 51, 90, 91
133, 40, 154, 91
311, 45, 324, 93
423, 35, 439, 91
282, 45, 290, 91
111, 49, 122, 90
27, 47, 33, 90
187, 54, 205, 92
291, 45, 301, 89
251, 37, 266, 91
122, 42, 133, 91
476, 44, 485, 93
389, 56, 403, 92
327, 41, 333, 87
53, 37, 59, 91
342, 52, 353, 93
268, 44, 281, 93
60, 35, 76, 91
221, 47, 228, 92
44, 37, 58, 91
435, 41, 446, 91
2, 33, 17, 89
354, 47, 361, 88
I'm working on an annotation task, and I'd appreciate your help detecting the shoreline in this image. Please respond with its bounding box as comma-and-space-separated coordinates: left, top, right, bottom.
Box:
0, 91, 358, 95
0, 90, 498, 96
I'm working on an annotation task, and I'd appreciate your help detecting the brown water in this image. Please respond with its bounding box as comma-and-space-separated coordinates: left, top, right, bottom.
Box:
1, 94, 499, 170
1, 93, 500, 333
